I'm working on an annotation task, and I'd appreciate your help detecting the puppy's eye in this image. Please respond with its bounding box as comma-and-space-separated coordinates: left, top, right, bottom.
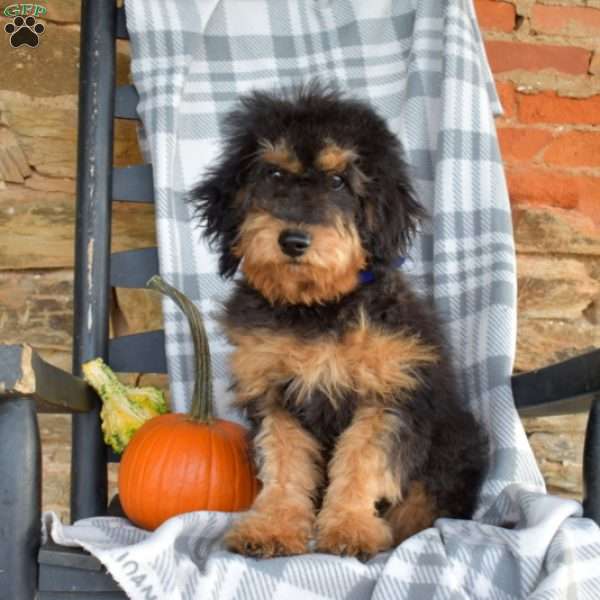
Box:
268, 168, 284, 180
329, 174, 345, 191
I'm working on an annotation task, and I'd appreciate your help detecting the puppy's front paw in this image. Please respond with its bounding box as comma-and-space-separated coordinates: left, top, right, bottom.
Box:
225, 511, 313, 558
316, 510, 393, 560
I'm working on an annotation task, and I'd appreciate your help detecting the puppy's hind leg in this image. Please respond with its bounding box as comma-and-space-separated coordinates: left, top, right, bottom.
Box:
225, 409, 322, 558
384, 481, 440, 545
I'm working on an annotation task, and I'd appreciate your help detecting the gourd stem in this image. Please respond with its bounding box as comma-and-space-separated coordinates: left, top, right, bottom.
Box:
147, 275, 214, 422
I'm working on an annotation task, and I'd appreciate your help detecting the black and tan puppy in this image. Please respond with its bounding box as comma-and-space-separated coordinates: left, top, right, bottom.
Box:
192, 84, 488, 559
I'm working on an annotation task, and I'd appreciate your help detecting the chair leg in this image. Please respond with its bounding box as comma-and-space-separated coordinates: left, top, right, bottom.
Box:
584, 397, 600, 525
0, 398, 41, 600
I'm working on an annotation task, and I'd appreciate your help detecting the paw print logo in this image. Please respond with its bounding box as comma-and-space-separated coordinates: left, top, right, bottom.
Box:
4, 15, 45, 48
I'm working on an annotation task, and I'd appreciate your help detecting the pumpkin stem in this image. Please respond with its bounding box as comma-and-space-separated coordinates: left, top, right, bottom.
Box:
147, 275, 214, 423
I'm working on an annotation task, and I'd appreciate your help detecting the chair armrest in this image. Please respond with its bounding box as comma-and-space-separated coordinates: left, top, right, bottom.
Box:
512, 350, 600, 523
511, 348, 600, 417
0, 344, 95, 413
0, 395, 41, 598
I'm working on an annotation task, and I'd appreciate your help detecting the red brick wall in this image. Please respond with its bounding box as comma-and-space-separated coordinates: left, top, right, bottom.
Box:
474, 0, 600, 225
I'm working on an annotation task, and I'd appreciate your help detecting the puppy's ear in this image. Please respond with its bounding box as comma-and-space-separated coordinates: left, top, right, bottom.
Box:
191, 110, 259, 278
360, 143, 425, 265
191, 157, 245, 278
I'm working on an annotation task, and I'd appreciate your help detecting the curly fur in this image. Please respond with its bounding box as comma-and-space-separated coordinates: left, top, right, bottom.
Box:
191, 82, 489, 559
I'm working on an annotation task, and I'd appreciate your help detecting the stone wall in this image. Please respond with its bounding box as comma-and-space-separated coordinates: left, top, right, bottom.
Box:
1, 1, 598, 521
475, 0, 600, 500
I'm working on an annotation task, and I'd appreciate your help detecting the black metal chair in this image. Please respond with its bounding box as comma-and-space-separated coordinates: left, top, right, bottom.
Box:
1, 2, 600, 598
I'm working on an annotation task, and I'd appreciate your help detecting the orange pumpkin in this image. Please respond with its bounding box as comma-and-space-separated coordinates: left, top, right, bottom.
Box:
118, 276, 259, 530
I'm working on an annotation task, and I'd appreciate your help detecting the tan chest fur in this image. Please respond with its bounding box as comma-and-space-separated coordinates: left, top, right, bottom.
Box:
226, 314, 439, 407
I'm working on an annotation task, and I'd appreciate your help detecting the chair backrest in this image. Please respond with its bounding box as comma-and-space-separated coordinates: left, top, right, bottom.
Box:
71, 0, 164, 521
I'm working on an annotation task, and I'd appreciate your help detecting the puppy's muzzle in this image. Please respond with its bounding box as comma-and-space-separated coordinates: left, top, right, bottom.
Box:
278, 229, 312, 258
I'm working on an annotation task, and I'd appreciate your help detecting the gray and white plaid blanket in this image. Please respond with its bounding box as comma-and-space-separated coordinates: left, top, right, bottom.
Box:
44, 0, 600, 597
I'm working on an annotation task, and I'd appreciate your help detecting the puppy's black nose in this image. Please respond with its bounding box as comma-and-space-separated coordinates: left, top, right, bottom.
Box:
278, 229, 311, 258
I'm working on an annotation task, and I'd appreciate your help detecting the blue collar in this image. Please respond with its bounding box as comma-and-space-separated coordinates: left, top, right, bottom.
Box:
359, 256, 405, 284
